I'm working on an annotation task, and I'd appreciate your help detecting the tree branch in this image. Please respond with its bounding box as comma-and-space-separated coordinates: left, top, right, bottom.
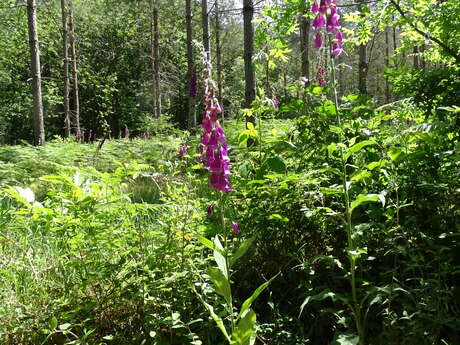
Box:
389, 0, 460, 64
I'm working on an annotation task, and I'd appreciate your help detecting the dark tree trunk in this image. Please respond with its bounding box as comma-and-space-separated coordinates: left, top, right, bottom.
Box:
68, 0, 80, 133
27, 0, 45, 145
299, 11, 310, 90
61, 0, 71, 137
202, 0, 210, 59
358, 0, 368, 95
215, 0, 223, 119
151, 0, 161, 117
413, 46, 420, 69
385, 28, 390, 103
186, 0, 196, 129
243, 0, 256, 129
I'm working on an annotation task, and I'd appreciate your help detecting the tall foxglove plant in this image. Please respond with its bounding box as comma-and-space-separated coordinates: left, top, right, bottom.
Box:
199, 60, 232, 192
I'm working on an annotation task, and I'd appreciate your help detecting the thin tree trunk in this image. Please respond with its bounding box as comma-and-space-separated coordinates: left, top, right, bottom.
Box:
150, 0, 161, 118
61, 0, 71, 137
413, 46, 420, 69
202, 0, 210, 59
68, 0, 80, 133
300, 11, 310, 93
243, 0, 256, 130
215, 0, 223, 118
358, 0, 368, 95
385, 27, 390, 103
153, 4, 161, 117
392, 17, 397, 52
283, 68, 288, 101
265, 49, 270, 97
27, 0, 45, 145
421, 43, 427, 72
338, 53, 344, 97
186, 0, 196, 129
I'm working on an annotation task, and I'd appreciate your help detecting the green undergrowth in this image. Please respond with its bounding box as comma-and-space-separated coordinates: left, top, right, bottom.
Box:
0, 97, 459, 345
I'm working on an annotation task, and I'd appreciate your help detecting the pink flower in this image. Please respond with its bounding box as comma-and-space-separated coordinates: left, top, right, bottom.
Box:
231, 221, 240, 234
312, 14, 326, 30
314, 33, 323, 50
311, 1, 319, 14
332, 42, 343, 57
179, 142, 189, 158
199, 62, 233, 193
336, 30, 343, 44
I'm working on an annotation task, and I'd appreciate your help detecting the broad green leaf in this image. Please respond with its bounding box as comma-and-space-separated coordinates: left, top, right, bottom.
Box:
59, 323, 71, 330
231, 309, 257, 345
344, 140, 377, 160
196, 234, 222, 253
239, 273, 279, 318
299, 289, 337, 317
350, 194, 385, 214
329, 125, 342, 134
268, 214, 289, 222
366, 161, 385, 170
229, 238, 254, 268
388, 148, 402, 162
50, 316, 57, 330
213, 236, 228, 279
207, 267, 232, 306
202, 301, 231, 342
328, 143, 338, 157
263, 156, 286, 174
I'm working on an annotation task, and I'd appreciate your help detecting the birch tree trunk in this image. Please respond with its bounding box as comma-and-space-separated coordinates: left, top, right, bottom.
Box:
186, 0, 196, 129
68, 0, 80, 133
27, 0, 45, 145
61, 0, 71, 137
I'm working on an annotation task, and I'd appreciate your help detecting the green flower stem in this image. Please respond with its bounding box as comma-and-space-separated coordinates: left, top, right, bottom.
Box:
330, 55, 364, 345
219, 191, 235, 335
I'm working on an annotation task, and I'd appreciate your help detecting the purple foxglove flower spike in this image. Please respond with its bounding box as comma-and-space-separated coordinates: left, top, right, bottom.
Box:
199, 53, 233, 193
231, 221, 240, 234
